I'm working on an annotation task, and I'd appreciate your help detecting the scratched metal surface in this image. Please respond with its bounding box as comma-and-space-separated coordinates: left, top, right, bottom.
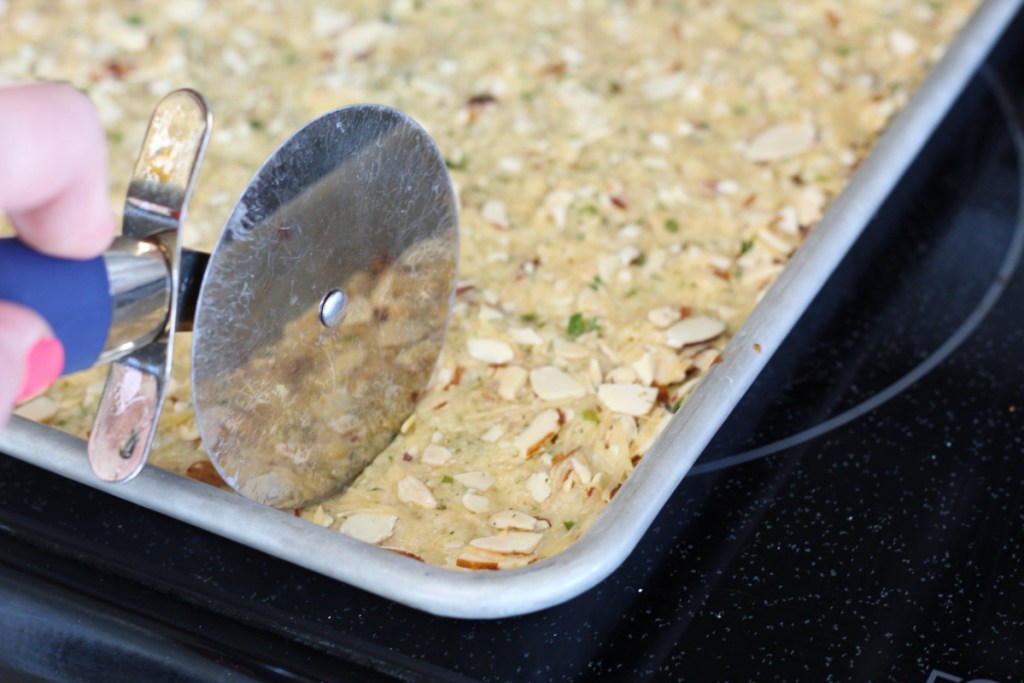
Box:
192, 104, 458, 508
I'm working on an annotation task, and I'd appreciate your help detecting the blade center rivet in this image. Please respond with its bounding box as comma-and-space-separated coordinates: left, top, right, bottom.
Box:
319, 289, 349, 328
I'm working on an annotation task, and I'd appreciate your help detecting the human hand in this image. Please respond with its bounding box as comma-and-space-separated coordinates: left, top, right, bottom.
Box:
0, 82, 116, 426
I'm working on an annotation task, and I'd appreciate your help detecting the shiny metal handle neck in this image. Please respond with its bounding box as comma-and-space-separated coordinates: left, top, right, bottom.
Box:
97, 236, 171, 365
97, 240, 209, 365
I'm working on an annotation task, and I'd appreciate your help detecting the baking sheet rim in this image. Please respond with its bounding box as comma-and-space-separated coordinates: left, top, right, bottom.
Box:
1, 0, 1019, 620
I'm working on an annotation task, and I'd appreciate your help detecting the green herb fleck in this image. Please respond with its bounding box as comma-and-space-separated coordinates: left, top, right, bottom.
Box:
568, 313, 600, 338
589, 275, 604, 290
126, 14, 143, 25
740, 239, 754, 254
563, 520, 576, 530
248, 118, 265, 131
106, 130, 125, 144
665, 218, 680, 234
580, 203, 600, 215
835, 45, 854, 57
732, 104, 748, 117
521, 312, 539, 323
567, 312, 586, 337
625, 287, 639, 298
634, 251, 647, 267
441, 475, 454, 484
582, 409, 600, 424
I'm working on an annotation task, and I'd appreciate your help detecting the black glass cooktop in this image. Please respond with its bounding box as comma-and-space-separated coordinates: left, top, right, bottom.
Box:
2, 12, 1023, 683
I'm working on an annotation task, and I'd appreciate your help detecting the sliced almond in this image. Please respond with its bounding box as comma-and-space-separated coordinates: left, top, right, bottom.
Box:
399, 412, 417, 435
481, 198, 510, 229
888, 28, 919, 58
715, 179, 739, 195
13, 395, 59, 423
489, 509, 539, 531
513, 408, 563, 457
595, 415, 638, 481
598, 341, 620, 364
478, 304, 504, 321
643, 72, 687, 101
551, 457, 575, 492
775, 204, 801, 235
530, 366, 587, 401
467, 338, 514, 365
618, 245, 642, 266
655, 354, 693, 385
397, 476, 437, 509
456, 547, 534, 570
605, 366, 638, 384
745, 121, 816, 162
456, 550, 500, 570
469, 532, 544, 555
693, 347, 723, 373
796, 185, 826, 227
631, 351, 656, 386
527, 471, 552, 502
647, 306, 681, 328
421, 444, 453, 466
462, 491, 491, 513
497, 365, 529, 401
758, 222, 799, 252
339, 513, 397, 544
480, 425, 505, 443
597, 383, 658, 417
635, 412, 673, 457
610, 414, 639, 447
569, 455, 593, 486
454, 471, 495, 491
543, 189, 574, 228
311, 505, 333, 527
664, 316, 726, 348
428, 364, 455, 392
509, 326, 544, 346
383, 547, 424, 562
674, 376, 702, 404
553, 338, 590, 360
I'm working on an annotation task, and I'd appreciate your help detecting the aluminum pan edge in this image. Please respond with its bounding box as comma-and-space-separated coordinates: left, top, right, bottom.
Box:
1, 0, 1019, 619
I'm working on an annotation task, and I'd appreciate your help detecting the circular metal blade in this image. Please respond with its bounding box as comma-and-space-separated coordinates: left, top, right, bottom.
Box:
192, 105, 458, 509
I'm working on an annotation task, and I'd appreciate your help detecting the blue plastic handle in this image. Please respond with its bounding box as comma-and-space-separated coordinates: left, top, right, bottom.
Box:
0, 237, 111, 374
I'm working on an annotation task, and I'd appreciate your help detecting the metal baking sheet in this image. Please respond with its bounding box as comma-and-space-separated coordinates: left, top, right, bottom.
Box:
1, 0, 1019, 619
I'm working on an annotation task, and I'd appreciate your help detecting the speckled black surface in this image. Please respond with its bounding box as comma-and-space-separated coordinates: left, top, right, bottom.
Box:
2, 14, 1023, 683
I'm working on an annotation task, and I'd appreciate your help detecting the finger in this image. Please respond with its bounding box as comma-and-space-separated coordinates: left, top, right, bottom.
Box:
0, 82, 116, 259
0, 302, 65, 427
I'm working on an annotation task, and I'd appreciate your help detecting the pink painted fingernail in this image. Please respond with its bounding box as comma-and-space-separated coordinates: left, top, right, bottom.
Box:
16, 337, 65, 402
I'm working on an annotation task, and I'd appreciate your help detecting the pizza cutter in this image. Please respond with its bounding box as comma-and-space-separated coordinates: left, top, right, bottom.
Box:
0, 89, 459, 509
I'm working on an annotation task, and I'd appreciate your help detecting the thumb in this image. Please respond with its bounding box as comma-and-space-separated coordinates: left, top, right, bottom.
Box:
0, 301, 65, 427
